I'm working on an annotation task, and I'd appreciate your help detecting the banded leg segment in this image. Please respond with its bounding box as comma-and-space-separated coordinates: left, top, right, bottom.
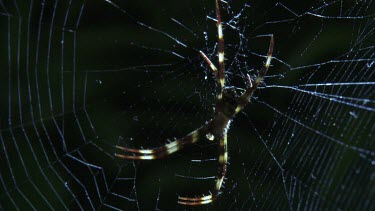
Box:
200, 0, 225, 99
236, 35, 274, 113
215, 133, 227, 195
215, 0, 225, 93
200, 51, 218, 78
115, 130, 200, 160
178, 133, 228, 206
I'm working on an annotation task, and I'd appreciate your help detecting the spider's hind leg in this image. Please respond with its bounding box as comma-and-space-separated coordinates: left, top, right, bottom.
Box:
178, 133, 228, 205
115, 129, 201, 160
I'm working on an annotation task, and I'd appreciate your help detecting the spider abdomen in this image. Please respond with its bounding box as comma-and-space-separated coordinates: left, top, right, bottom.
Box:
208, 113, 232, 140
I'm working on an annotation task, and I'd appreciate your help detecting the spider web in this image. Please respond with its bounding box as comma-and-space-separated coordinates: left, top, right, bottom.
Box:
0, 0, 374, 210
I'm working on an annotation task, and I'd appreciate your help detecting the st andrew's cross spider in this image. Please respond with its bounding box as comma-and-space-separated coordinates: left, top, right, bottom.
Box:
115, 0, 274, 206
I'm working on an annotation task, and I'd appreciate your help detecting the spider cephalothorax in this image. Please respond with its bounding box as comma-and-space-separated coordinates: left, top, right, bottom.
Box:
115, 0, 274, 206
218, 87, 240, 117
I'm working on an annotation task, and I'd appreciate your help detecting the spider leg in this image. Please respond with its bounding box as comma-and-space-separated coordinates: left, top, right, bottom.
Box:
178, 133, 228, 205
216, 0, 225, 99
178, 195, 213, 206
115, 129, 200, 160
236, 35, 274, 114
200, 51, 218, 77
200, 0, 225, 109
200, 50, 224, 104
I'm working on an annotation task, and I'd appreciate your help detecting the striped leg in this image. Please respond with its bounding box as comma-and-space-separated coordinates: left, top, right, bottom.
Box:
200, 0, 225, 98
115, 130, 200, 160
200, 51, 218, 78
235, 35, 274, 114
178, 133, 228, 205
216, 0, 225, 99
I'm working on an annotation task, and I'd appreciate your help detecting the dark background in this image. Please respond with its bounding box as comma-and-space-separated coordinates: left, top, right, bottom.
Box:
0, 0, 374, 210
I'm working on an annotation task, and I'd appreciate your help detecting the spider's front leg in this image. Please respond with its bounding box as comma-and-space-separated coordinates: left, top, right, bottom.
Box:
236, 35, 274, 114
199, 0, 226, 103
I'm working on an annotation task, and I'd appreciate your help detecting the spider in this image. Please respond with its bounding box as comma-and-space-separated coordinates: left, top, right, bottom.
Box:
115, 0, 274, 206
